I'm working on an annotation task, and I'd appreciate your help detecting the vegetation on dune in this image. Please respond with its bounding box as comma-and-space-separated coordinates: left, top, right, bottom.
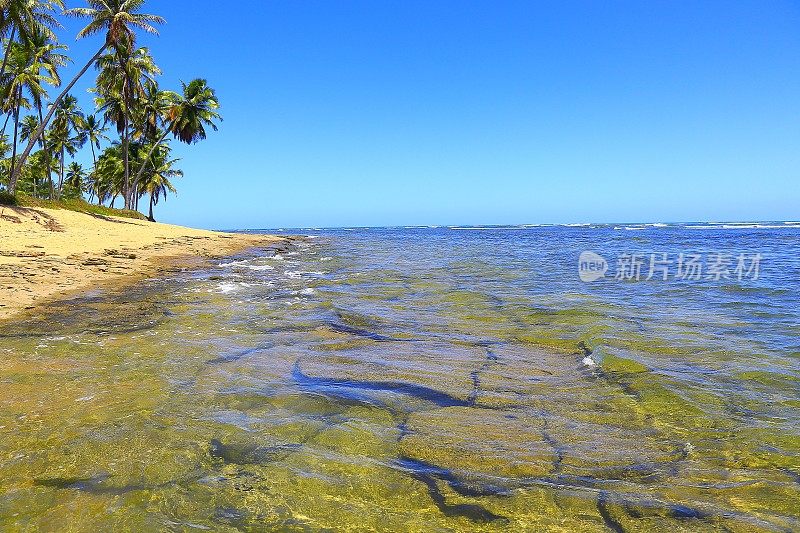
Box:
14, 192, 146, 219
0, 188, 17, 204
0, 0, 221, 221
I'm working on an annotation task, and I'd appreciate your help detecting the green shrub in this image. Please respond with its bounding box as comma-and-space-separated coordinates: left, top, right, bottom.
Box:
0, 190, 18, 206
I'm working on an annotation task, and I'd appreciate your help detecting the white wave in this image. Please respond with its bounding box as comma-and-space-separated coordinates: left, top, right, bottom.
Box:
220, 259, 274, 271
212, 282, 239, 294
293, 288, 316, 296
247, 264, 274, 271
218, 259, 250, 267
722, 224, 787, 229
284, 270, 325, 280
319, 256, 334, 262
449, 226, 500, 230
685, 224, 790, 230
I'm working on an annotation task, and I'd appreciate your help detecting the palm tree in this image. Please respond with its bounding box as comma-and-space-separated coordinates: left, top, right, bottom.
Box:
93, 42, 159, 208
0, 0, 63, 87
130, 78, 220, 196
138, 144, 180, 221
134, 78, 176, 140
49, 94, 84, 196
19, 114, 41, 194
8, 0, 164, 194
20, 116, 59, 198
64, 160, 85, 197
16, 24, 67, 197
1, 39, 55, 188
18, 112, 36, 140
92, 143, 124, 206
20, 22, 69, 84
81, 113, 107, 169
170, 79, 223, 144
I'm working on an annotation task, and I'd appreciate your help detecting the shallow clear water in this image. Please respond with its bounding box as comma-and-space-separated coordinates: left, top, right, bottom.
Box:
1, 224, 799, 531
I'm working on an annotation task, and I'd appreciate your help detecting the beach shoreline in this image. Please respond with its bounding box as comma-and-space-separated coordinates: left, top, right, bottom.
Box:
0, 206, 284, 323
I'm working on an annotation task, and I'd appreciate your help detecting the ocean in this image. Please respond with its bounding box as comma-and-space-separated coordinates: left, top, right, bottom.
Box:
1, 223, 799, 530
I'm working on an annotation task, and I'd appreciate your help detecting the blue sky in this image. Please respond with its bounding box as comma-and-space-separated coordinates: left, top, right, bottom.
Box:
56, 0, 800, 229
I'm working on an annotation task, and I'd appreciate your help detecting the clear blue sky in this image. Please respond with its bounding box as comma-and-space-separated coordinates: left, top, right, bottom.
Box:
56, 0, 800, 229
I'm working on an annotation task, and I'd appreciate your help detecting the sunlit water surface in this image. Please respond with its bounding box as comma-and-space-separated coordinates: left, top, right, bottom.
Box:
1, 224, 799, 531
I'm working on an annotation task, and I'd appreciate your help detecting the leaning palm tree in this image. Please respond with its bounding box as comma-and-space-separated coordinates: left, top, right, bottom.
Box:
130, 78, 220, 195
8, 0, 164, 194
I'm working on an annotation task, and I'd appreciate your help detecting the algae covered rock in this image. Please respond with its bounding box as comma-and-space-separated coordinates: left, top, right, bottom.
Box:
400, 406, 557, 479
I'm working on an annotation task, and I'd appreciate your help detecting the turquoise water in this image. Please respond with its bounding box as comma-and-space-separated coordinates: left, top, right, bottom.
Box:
1, 223, 798, 530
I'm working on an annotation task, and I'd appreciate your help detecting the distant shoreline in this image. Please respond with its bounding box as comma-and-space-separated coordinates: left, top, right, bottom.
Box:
0, 206, 285, 322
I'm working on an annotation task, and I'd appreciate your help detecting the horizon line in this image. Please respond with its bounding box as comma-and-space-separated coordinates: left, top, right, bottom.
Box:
217, 220, 800, 232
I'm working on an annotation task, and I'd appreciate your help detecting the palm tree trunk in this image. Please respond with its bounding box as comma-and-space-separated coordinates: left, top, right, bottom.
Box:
37, 106, 55, 199
0, 27, 17, 137
1, 111, 11, 137
8, 43, 109, 194
122, 118, 130, 209
9, 88, 21, 189
57, 146, 65, 199
0, 27, 16, 89
131, 128, 170, 196
114, 44, 135, 210
148, 193, 155, 221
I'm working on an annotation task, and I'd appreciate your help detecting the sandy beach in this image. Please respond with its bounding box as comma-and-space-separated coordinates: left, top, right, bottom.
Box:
0, 205, 282, 321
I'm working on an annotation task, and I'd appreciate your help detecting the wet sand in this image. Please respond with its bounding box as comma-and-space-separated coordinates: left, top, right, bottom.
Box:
0, 206, 282, 321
